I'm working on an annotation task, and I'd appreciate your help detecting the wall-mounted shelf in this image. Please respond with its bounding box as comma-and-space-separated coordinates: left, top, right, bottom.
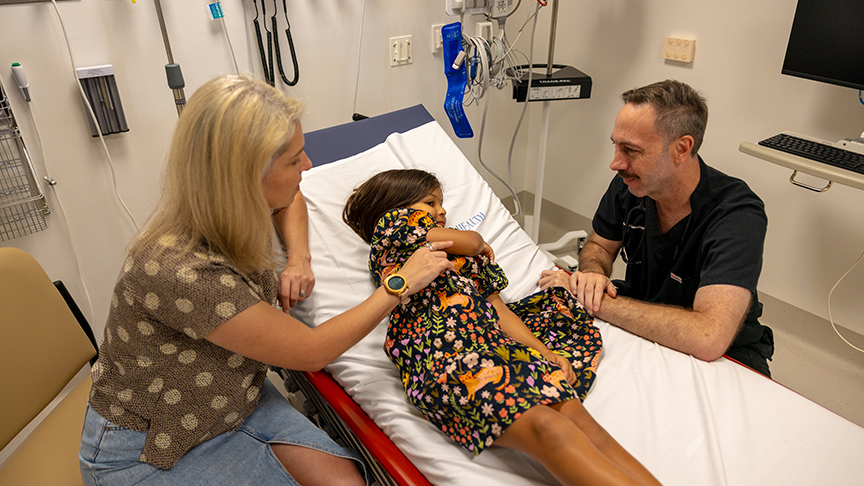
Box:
739, 141, 864, 192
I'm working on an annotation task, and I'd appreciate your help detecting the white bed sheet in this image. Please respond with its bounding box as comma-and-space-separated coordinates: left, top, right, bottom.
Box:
291, 120, 864, 485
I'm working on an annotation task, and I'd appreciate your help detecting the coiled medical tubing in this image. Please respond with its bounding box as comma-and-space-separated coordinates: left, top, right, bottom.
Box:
253, 0, 299, 87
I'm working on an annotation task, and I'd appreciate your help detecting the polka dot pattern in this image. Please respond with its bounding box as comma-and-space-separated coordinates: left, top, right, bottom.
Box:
144, 293, 159, 310
196, 372, 213, 387
175, 298, 194, 313
138, 321, 154, 335
215, 302, 236, 319
227, 354, 244, 368
211, 396, 228, 409
155, 433, 171, 449
145, 260, 160, 276
177, 267, 198, 284
88, 236, 278, 470
157, 235, 177, 247
164, 389, 181, 405
181, 414, 198, 430
178, 350, 196, 364
148, 378, 164, 393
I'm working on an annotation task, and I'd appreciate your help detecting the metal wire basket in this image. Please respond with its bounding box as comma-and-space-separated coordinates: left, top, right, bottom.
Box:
0, 79, 48, 242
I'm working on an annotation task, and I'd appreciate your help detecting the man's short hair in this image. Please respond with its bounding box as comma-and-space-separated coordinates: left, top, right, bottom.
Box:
621, 79, 708, 155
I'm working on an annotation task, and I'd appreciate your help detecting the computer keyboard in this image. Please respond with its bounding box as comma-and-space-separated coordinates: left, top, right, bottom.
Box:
758, 133, 864, 175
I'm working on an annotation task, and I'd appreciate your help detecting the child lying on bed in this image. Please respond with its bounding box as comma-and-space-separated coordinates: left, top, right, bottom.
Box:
343, 169, 660, 486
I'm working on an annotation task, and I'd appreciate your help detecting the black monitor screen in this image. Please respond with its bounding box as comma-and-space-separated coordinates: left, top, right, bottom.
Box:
782, 0, 864, 91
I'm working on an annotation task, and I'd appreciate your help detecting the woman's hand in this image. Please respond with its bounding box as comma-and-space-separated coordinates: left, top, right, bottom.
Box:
399, 241, 455, 295
279, 255, 315, 312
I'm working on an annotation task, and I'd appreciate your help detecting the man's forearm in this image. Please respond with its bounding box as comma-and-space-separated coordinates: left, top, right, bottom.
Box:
578, 240, 615, 277
594, 287, 746, 362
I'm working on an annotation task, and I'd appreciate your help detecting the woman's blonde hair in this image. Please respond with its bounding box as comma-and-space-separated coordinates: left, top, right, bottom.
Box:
134, 74, 304, 273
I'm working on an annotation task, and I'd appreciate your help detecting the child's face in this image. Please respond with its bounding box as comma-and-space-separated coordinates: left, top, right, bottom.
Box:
408, 188, 446, 226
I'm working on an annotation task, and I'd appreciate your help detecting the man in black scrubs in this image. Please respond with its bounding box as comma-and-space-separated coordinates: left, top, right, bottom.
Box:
543, 79, 774, 376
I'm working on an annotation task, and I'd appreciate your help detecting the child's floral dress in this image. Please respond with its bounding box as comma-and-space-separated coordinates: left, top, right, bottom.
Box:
370, 208, 602, 455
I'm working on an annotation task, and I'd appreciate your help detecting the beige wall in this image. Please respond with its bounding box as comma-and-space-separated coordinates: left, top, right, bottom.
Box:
529, 0, 864, 336
2, 0, 863, 341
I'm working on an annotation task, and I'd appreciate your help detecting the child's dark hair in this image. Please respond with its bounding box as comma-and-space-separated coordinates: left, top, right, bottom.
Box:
343, 169, 441, 244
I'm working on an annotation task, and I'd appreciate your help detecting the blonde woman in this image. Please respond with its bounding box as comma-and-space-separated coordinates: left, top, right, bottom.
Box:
79, 75, 453, 486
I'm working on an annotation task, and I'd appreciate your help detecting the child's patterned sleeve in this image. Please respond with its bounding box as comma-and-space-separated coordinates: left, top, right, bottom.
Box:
368, 208, 437, 284
472, 257, 509, 297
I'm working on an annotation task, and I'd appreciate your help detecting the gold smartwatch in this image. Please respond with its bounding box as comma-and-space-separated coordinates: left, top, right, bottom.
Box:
383, 273, 409, 299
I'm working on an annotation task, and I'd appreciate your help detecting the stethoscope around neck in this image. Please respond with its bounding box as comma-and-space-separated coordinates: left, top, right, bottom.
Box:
622, 198, 692, 265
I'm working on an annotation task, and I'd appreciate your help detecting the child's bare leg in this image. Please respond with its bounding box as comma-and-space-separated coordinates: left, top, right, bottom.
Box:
493, 405, 645, 486
551, 400, 661, 486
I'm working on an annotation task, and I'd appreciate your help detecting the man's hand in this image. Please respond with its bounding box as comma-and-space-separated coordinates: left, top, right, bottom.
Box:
569, 271, 617, 315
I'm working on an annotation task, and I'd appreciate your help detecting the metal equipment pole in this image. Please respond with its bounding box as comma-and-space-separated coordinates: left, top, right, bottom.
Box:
546, 0, 559, 77
153, 0, 186, 116
532, 0, 559, 241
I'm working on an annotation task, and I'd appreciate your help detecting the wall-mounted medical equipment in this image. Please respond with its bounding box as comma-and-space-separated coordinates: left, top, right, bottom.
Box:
76, 65, 129, 137
0, 77, 48, 241
442, 22, 473, 138
252, 0, 300, 87
11, 63, 30, 102
445, 0, 519, 19
508, 0, 592, 242
510, 64, 591, 102
148, 0, 187, 116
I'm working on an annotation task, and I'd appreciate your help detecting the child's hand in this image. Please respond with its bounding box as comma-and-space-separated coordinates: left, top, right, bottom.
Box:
481, 242, 495, 263
547, 352, 577, 385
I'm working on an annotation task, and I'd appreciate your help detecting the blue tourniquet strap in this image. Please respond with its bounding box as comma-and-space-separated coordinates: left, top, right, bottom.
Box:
442, 22, 473, 138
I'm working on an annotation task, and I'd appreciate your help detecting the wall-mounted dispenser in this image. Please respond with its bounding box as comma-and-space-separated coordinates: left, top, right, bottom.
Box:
76, 64, 129, 137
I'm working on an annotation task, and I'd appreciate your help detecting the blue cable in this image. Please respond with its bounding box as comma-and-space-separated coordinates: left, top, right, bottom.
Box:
859, 90, 864, 106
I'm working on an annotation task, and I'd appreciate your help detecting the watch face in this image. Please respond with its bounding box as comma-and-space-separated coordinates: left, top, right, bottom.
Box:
388, 275, 406, 291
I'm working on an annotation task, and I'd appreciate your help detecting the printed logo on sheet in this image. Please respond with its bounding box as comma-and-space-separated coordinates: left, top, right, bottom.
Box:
452, 212, 486, 231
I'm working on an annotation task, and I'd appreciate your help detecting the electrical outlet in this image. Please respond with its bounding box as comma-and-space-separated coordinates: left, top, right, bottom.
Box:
663, 36, 695, 63
431, 24, 446, 53
390, 35, 413, 66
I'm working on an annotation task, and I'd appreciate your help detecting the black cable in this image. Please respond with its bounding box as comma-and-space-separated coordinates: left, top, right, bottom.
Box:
274, 0, 299, 86
264, 0, 274, 86
252, 0, 273, 84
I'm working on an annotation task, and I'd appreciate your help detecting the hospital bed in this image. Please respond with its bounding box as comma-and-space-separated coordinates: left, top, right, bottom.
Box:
279, 105, 864, 485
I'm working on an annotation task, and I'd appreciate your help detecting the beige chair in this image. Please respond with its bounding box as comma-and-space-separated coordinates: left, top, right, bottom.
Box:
0, 247, 97, 485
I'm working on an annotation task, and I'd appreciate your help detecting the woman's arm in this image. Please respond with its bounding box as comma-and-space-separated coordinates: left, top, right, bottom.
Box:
272, 191, 315, 311
487, 293, 576, 383
205, 241, 455, 371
